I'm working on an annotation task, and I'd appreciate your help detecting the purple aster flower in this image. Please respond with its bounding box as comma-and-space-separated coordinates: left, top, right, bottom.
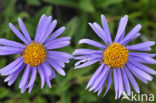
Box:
0, 14, 72, 93
73, 15, 156, 99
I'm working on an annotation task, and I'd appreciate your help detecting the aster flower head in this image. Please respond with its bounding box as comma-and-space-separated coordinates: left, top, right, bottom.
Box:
73, 14, 156, 99
0, 14, 72, 93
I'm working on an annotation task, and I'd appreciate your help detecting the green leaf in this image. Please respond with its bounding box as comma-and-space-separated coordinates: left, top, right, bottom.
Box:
79, 0, 95, 12
63, 17, 80, 37
33, 96, 47, 103
0, 87, 9, 99
27, 0, 40, 6
43, 0, 77, 8
95, 0, 123, 8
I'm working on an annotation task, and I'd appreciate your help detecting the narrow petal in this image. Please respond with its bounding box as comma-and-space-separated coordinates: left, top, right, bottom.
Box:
79, 39, 106, 49
126, 41, 155, 50
129, 52, 156, 58
0, 57, 23, 73
129, 60, 156, 75
42, 62, 52, 79
73, 49, 103, 55
86, 63, 105, 89
42, 65, 52, 88
101, 15, 112, 44
40, 20, 57, 43
45, 41, 70, 50
47, 51, 73, 58
121, 33, 141, 45
89, 23, 108, 45
9, 23, 29, 44
93, 22, 108, 45
104, 68, 112, 96
7, 64, 25, 86
121, 68, 131, 96
45, 27, 65, 43
38, 16, 52, 43
47, 53, 70, 63
19, 65, 30, 88
124, 66, 140, 93
0, 39, 25, 48
117, 69, 124, 99
27, 67, 37, 87
113, 69, 118, 99
115, 15, 128, 42
18, 18, 31, 43
89, 66, 108, 91
119, 24, 142, 45
1, 59, 25, 76
35, 15, 46, 41
126, 62, 153, 81
46, 58, 65, 68
75, 58, 102, 69
47, 60, 65, 76
38, 65, 45, 89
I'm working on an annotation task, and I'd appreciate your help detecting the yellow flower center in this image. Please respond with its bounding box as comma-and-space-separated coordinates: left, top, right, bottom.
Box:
23, 42, 47, 67
103, 43, 129, 68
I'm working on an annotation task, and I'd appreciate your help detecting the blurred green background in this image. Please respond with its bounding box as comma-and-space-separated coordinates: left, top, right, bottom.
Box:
0, 0, 156, 103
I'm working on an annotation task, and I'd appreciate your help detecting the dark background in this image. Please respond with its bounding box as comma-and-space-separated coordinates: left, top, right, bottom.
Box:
0, 0, 156, 103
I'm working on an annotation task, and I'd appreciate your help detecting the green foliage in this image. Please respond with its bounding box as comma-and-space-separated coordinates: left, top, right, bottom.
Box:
0, 0, 156, 103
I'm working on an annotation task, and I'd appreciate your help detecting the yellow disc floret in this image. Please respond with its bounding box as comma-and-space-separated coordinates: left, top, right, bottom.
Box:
23, 42, 47, 67
103, 43, 129, 68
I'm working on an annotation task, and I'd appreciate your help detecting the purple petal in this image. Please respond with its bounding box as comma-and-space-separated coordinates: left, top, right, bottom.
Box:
126, 41, 155, 50
27, 67, 37, 87
42, 62, 52, 79
45, 27, 65, 43
7, 64, 25, 86
113, 69, 118, 99
47, 51, 73, 58
19, 65, 31, 88
101, 15, 112, 44
104, 68, 112, 96
117, 69, 124, 99
86, 63, 104, 89
129, 52, 156, 58
47, 52, 70, 63
79, 39, 106, 49
121, 68, 131, 96
38, 65, 45, 89
129, 55, 156, 64
93, 22, 108, 45
115, 15, 128, 42
42, 65, 52, 88
126, 62, 153, 81
18, 18, 31, 43
46, 58, 65, 68
89, 23, 108, 45
119, 24, 142, 45
124, 66, 140, 93
75, 58, 102, 69
47, 60, 65, 76
9, 23, 29, 44
45, 40, 70, 50
121, 33, 141, 45
1, 59, 25, 76
35, 15, 46, 42
89, 66, 109, 91
73, 49, 103, 55
129, 60, 156, 75
40, 20, 57, 43
0, 56, 23, 73
38, 16, 52, 43
0, 39, 25, 48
